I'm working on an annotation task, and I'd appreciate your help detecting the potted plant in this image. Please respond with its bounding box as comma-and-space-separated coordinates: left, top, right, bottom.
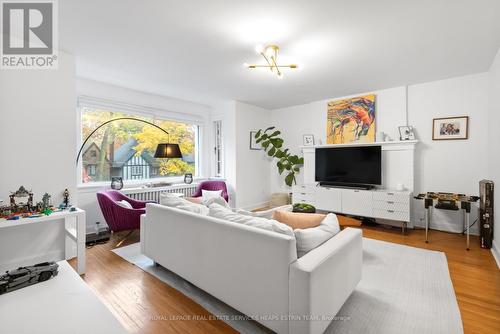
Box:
254, 127, 304, 187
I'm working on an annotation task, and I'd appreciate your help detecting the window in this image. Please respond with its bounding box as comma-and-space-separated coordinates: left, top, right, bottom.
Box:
87, 164, 96, 176
80, 106, 199, 184
213, 120, 224, 177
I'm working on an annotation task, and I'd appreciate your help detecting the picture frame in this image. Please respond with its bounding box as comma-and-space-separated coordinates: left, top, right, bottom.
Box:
303, 134, 315, 146
249, 131, 261, 150
398, 126, 415, 141
432, 116, 469, 140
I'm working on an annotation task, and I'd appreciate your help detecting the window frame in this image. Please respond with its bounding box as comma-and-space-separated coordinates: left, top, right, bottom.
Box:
77, 96, 205, 188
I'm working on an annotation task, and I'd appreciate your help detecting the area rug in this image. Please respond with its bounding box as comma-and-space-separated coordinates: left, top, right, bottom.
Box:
112, 238, 463, 334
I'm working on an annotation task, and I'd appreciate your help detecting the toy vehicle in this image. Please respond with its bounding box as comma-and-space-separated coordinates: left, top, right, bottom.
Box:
0, 261, 59, 295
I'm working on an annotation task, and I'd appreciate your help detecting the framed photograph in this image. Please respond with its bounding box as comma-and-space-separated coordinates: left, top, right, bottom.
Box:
249, 131, 261, 150
398, 126, 415, 141
303, 134, 315, 146
432, 116, 469, 140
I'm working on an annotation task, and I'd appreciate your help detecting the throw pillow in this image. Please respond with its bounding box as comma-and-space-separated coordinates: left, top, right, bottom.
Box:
273, 210, 326, 230
294, 213, 341, 257
208, 203, 294, 237
202, 189, 223, 201
160, 193, 209, 215
116, 200, 133, 209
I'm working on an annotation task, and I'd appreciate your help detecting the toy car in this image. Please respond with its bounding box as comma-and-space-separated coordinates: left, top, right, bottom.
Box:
0, 261, 59, 295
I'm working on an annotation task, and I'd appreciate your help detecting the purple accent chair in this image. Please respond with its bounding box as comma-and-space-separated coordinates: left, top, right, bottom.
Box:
96, 190, 151, 232
192, 180, 229, 202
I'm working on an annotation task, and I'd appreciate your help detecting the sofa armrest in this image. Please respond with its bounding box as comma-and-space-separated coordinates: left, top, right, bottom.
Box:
289, 228, 362, 334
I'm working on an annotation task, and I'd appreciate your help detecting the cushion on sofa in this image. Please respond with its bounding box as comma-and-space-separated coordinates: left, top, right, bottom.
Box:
272, 210, 326, 230
294, 213, 341, 257
160, 193, 209, 215
185, 197, 203, 204
208, 203, 294, 237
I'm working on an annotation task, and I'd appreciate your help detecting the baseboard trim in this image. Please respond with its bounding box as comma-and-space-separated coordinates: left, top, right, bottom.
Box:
492, 242, 500, 269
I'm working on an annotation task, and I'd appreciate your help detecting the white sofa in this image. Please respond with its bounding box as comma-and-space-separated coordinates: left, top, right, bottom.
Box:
140, 203, 362, 334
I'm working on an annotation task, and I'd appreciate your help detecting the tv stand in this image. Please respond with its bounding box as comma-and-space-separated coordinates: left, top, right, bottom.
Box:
293, 184, 411, 233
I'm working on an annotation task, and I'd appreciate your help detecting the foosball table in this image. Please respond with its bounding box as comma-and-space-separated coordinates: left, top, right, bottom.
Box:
414, 192, 479, 250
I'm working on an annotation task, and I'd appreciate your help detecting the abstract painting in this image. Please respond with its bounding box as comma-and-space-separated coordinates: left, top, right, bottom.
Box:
327, 94, 376, 144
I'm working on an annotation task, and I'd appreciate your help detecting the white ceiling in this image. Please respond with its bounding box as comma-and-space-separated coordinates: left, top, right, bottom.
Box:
60, 0, 500, 109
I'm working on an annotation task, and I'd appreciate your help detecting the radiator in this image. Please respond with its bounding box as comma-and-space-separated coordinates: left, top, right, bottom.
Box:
122, 184, 198, 202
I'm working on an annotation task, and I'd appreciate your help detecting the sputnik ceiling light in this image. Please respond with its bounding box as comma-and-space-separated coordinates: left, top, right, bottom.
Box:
244, 44, 297, 79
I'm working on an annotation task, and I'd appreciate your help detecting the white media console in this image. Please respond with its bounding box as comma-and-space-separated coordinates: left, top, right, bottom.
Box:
294, 140, 418, 230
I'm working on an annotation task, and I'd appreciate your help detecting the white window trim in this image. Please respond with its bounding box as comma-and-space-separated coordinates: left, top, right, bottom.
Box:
77, 96, 206, 188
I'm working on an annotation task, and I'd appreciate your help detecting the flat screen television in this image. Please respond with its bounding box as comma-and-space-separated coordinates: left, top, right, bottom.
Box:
315, 146, 382, 187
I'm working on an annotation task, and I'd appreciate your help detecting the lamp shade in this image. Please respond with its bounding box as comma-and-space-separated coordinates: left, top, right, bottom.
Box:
154, 143, 183, 159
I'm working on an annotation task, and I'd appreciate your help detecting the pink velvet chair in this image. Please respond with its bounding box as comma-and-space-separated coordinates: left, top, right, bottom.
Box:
96, 190, 152, 232
191, 180, 229, 202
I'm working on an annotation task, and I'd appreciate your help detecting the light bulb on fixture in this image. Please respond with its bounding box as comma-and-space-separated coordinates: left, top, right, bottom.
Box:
277, 72, 283, 80
265, 46, 276, 58
255, 44, 264, 54
242, 62, 250, 68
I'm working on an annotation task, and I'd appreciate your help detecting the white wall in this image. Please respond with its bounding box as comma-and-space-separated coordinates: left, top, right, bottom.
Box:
408, 73, 488, 232
269, 74, 490, 234
76, 78, 213, 232
488, 48, 500, 265
213, 101, 272, 209
0, 51, 77, 267
234, 102, 271, 209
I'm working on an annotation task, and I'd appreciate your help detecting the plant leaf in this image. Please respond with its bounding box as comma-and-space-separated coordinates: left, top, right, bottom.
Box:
285, 172, 295, 187
268, 147, 276, 156
255, 130, 262, 138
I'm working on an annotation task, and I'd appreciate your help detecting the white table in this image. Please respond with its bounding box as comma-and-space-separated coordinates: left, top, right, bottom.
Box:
0, 261, 127, 334
0, 209, 86, 274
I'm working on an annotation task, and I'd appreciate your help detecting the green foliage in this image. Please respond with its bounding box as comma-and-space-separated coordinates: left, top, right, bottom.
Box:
292, 203, 316, 213
254, 127, 304, 187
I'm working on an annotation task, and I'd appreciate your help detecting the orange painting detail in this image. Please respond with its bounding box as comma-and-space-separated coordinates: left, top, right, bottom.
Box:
327, 94, 376, 144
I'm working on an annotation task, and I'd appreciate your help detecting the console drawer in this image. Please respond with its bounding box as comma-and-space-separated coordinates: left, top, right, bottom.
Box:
293, 192, 315, 204
292, 184, 316, 195
373, 208, 410, 222
373, 200, 409, 212
372, 191, 410, 204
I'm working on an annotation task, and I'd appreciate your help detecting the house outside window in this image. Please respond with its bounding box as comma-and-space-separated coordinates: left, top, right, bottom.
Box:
80, 106, 200, 184
87, 164, 96, 176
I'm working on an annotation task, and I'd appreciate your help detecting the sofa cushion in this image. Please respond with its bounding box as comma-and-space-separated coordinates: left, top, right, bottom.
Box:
185, 196, 203, 204
160, 193, 209, 215
208, 203, 294, 237
294, 213, 341, 257
202, 196, 230, 208
272, 210, 326, 230
237, 205, 293, 220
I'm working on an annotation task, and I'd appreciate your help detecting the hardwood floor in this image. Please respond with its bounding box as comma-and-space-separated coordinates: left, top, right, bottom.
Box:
70, 226, 500, 334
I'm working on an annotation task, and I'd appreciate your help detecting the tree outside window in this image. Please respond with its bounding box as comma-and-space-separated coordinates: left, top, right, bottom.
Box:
81, 107, 198, 184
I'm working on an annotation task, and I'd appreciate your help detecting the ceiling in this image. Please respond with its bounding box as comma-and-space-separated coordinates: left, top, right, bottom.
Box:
60, 0, 500, 109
